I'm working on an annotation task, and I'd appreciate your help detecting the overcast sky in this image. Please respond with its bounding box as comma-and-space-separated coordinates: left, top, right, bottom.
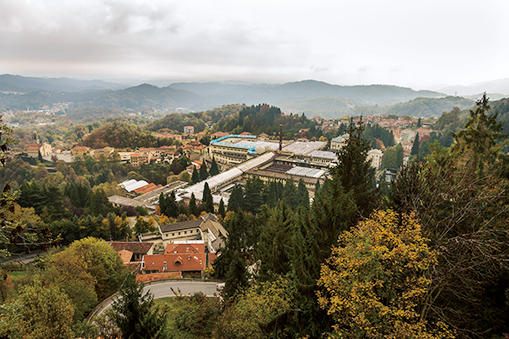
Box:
1, 0, 508, 89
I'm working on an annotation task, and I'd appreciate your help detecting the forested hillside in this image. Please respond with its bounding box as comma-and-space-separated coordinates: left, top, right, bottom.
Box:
82, 121, 174, 148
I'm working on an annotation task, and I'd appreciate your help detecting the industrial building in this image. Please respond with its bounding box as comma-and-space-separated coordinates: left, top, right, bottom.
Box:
208, 134, 282, 165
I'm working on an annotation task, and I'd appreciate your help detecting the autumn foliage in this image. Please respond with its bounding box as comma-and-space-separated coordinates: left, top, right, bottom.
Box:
317, 210, 453, 338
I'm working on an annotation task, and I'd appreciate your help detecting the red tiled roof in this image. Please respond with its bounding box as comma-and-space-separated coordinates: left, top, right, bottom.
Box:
164, 242, 205, 255
109, 241, 153, 255
134, 183, 155, 193
118, 249, 133, 264
143, 253, 207, 272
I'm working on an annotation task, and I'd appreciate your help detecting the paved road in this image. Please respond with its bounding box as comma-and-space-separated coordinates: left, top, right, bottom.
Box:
92, 280, 221, 319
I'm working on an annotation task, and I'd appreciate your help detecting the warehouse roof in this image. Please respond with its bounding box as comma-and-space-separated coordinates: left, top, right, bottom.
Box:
282, 141, 326, 155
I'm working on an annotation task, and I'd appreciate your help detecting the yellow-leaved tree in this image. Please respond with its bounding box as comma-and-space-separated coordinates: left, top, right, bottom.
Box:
317, 210, 454, 338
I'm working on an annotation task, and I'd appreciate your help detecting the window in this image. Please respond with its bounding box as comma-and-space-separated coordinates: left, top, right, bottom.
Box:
184, 231, 187, 234
172, 233, 174, 236
163, 261, 167, 270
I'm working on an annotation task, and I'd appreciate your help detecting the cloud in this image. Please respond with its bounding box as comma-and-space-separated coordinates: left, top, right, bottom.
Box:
0, 0, 508, 88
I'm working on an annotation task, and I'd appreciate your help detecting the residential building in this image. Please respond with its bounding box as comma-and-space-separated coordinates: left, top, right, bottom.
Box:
71, 145, 91, 156
130, 152, 151, 167
367, 149, 383, 170
330, 134, 349, 152
138, 214, 226, 251
141, 240, 215, 277
24, 143, 52, 158
91, 147, 114, 159
183, 125, 195, 134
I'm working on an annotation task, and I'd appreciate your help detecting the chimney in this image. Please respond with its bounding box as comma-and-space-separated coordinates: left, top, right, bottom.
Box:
279, 124, 283, 151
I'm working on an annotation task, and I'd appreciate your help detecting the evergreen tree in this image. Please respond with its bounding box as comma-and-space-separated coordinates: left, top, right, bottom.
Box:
282, 179, 300, 209
334, 118, 378, 218
191, 166, 200, 184
158, 192, 166, 215
411, 133, 420, 156
209, 158, 220, 176
255, 202, 294, 279
223, 254, 249, 301
189, 193, 199, 216
202, 182, 214, 213
417, 117, 422, 128
199, 163, 209, 181
164, 192, 179, 218
111, 274, 167, 338
227, 185, 244, 212
262, 181, 284, 207
217, 198, 225, 217
243, 177, 265, 213
297, 179, 309, 209
37, 150, 43, 163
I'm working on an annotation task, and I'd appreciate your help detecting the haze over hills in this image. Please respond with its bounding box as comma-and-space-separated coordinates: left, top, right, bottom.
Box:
0, 74, 504, 118
0, 74, 123, 92
440, 78, 509, 97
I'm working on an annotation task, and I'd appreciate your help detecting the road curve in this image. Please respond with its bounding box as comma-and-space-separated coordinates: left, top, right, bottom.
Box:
91, 280, 222, 319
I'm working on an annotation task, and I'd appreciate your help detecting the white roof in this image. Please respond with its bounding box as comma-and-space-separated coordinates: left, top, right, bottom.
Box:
120, 179, 137, 188
308, 150, 338, 160
282, 141, 326, 155
124, 180, 149, 192
286, 166, 325, 178
180, 152, 275, 202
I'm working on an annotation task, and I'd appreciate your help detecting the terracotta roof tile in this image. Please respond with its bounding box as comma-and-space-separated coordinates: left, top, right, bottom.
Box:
109, 241, 154, 255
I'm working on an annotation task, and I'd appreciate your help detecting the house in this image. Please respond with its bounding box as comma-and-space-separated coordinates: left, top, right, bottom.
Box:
24, 143, 52, 158
71, 145, 91, 156
138, 214, 227, 252
24, 143, 42, 158
109, 241, 155, 271
109, 241, 155, 262
91, 147, 114, 159
330, 134, 349, 152
367, 149, 383, 170
183, 126, 195, 134
130, 152, 151, 167
141, 240, 216, 277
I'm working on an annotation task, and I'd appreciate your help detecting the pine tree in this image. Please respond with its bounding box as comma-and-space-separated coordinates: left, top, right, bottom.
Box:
165, 191, 179, 218
334, 118, 378, 218
223, 253, 249, 301
202, 182, 214, 213
411, 133, 420, 156
297, 179, 309, 209
111, 274, 167, 338
243, 177, 265, 213
417, 117, 422, 128
283, 179, 300, 209
158, 192, 166, 215
189, 193, 199, 216
217, 198, 225, 217
227, 185, 244, 212
199, 163, 209, 181
209, 157, 220, 176
255, 202, 294, 279
191, 166, 200, 184
262, 181, 284, 207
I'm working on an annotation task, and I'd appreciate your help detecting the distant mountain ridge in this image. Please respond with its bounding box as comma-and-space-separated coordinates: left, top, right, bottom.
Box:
0, 74, 450, 117
0, 74, 123, 92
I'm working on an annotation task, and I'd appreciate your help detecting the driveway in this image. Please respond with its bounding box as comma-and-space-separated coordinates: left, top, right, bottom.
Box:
91, 280, 221, 319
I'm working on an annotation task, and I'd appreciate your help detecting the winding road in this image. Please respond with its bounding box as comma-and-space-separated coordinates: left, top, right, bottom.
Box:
90, 280, 222, 320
